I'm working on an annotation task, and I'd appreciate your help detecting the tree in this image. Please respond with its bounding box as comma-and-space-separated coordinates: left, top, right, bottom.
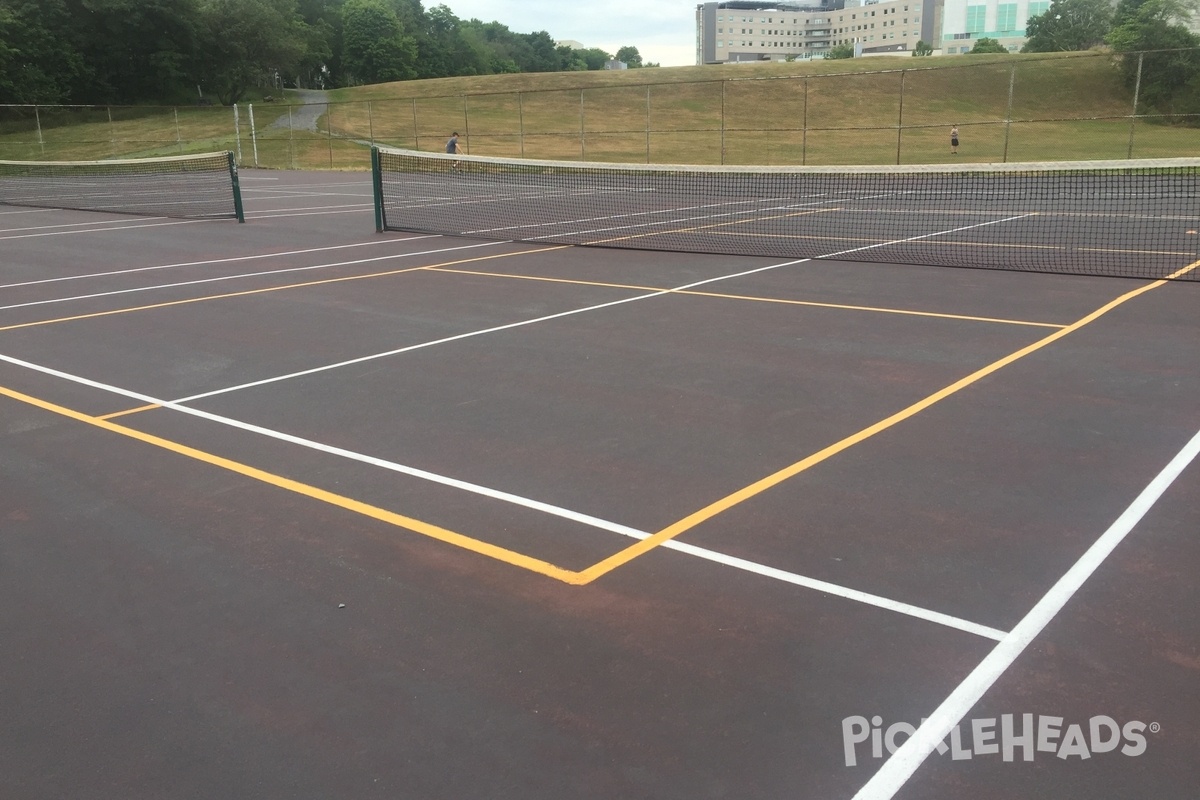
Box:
970, 37, 1010, 53
419, 5, 488, 78
0, 0, 88, 103
193, 0, 310, 104
1106, 0, 1200, 114
67, 0, 202, 103
518, 30, 559, 72
615, 45, 643, 67
913, 39, 934, 56
1021, 0, 1114, 52
339, 0, 417, 84
576, 47, 613, 70
825, 42, 855, 59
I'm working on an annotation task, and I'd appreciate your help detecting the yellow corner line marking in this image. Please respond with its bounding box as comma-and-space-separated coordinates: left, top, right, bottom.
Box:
0, 383, 582, 583
432, 266, 1065, 329
0, 246, 567, 333
97, 403, 161, 420
574, 261, 1200, 584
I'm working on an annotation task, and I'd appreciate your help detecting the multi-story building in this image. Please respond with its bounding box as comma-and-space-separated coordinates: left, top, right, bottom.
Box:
938, 0, 1049, 53
696, 0, 939, 63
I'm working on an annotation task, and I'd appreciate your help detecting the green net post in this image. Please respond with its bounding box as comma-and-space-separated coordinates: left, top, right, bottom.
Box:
227, 151, 245, 223
371, 146, 385, 232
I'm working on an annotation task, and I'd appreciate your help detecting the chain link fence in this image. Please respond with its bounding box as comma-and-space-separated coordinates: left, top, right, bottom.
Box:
2, 51, 1196, 168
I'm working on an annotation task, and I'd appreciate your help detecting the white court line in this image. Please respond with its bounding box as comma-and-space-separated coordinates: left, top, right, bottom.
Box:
0, 216, 173, 234
853, 426, 1200, 800
0, 236, 439, 291
171, 253, 821, 404
466, 198, 792, 237
0, 201, 376, 241
0, 347, 1005, 641
0, 217, 214, 241
0, 207, 57, 216
0, 240, 501, 312
173, 213, 1034, 406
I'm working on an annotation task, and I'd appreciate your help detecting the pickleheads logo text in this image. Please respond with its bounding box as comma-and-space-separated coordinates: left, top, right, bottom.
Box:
842, 714, 1157, 767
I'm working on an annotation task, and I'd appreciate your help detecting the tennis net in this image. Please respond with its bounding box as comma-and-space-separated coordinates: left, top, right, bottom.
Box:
372, 146, 1200, 281
0, 151, 244, 221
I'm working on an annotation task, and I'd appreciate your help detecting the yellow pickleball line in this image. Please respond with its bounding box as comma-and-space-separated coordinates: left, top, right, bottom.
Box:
0, 383, 582, 583
574, 259, 1200, 584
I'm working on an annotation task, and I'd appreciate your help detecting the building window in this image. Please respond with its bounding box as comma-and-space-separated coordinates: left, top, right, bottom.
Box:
1027, 0, 1050, 18
966, 5, 986, 33
997, 3, 1017, 30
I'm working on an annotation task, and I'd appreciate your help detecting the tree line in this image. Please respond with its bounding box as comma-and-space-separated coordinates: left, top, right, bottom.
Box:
0, 0, 658, 106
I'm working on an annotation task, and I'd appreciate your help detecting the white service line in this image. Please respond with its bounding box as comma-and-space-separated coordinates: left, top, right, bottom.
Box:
852, 426, 1200, 800
0, 240, 502, 312
0, 216, 174, 234
174, 213, 1036, 404
0, 217, 214, 241
0, 347, 1006, 641
0, 236, 439, 291
172, 254, 816, 404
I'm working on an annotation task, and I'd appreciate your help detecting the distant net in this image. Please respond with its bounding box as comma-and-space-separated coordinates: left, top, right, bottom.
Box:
373, 146, 1200, 281
0, 151, 244, 221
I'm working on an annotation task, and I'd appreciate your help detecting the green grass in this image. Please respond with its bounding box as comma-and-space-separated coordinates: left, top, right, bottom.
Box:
2, 50, 1197, 168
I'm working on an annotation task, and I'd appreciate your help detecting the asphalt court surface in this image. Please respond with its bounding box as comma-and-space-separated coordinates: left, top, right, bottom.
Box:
1, 169, 1198, 799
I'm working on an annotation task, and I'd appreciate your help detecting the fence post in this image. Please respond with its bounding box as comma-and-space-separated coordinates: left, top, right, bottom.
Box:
367, 100, 374, 147
720, 80, 726, 165
233, 105, 242, 164
896, 70, 906, 165
412, 97, 419, 150
287, 105, 295, 169
1127, 52, 1145, 159
35, 106, 44, 156
802, 77, 809, 166
249, 104, 259, 167
463, 95, 470, 155
108, 106, 115, 157
580, 88, 586, 160
646, 85, 651, 163
327, 102, 334, 168
1003, 64, 1016, 163
519, 92, 525, 158
174, 108, 182, 153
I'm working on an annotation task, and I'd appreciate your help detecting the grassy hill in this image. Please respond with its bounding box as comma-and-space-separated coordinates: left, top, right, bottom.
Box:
2, 50, 1195, 167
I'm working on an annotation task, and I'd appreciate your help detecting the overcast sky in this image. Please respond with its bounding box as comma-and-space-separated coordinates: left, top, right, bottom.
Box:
442, 0, 698, 67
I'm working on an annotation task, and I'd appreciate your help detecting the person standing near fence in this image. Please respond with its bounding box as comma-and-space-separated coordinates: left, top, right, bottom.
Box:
950, 125, 959, 155
446, 131, 462, 170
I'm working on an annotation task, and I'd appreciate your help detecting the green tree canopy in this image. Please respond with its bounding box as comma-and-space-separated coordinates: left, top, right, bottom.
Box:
825, 42, 855, 59
913, 39, 934, 55
615, 45, 643, 67
193, 0, 310, 104
1106, 0, 1200, 113
1021, 0, 1114, 52
970, 37, 1010, 53
340, 0, 418, 84
0, 0, 88, 103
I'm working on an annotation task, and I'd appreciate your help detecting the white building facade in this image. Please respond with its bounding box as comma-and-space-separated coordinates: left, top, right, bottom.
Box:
938, 0, 1050, 53
696, 0, 939, 63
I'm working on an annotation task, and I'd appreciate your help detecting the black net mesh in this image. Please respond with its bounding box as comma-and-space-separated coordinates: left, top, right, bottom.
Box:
0, 152, 240, 220
375, 147, 1200, 281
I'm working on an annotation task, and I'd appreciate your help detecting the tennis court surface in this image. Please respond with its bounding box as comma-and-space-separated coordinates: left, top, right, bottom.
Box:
1, 164, 1197, 800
